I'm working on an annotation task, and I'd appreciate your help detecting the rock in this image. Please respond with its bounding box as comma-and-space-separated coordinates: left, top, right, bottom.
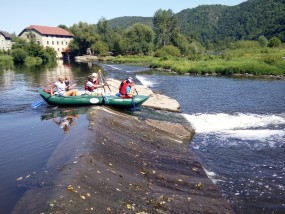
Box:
12, 108, 233, 214
145, 119, 194, 141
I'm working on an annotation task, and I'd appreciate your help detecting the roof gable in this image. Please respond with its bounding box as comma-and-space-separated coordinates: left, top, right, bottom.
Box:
19, 25, 74, 37
0, 31, 12, 39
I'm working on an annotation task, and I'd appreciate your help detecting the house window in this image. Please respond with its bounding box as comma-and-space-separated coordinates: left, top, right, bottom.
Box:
66, 42, 67, 45
47, 41, 49, 45
57, 41, 59, 45
52, 41, 54, 45
27, 35, 29, 38
58, 48, 60, 51
61, 41, 63, 45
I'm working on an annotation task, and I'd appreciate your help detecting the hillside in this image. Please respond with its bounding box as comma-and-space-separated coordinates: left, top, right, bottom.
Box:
107, 0, 285, 43
108, 16, 153, 29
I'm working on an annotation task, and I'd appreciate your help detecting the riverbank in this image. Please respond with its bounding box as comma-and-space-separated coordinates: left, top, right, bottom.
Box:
13, 107, 233, 213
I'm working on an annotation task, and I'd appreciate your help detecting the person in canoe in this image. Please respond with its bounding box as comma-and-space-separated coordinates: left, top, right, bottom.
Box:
64, 76, 76, 91
118, 77, 136, 98
84, 72, 105, 95
50, 75, 80, 96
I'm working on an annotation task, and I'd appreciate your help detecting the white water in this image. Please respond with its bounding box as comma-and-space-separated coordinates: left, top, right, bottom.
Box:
183, 113, 285, 143
136, 75, 160, 87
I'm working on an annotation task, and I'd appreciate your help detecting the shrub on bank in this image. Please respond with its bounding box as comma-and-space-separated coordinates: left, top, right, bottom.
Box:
24, 56, 43, 66
0, 55, 13, 65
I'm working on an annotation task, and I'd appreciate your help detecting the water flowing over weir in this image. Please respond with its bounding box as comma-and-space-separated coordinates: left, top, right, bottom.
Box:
137, 73, 285, 213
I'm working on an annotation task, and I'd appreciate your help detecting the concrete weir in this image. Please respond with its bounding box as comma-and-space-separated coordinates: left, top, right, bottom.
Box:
13, 106, 233, 213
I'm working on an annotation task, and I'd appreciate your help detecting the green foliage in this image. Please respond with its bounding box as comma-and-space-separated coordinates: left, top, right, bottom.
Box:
0, 55, 13, 65
268, 37, 282, 47
108, 0, 285, 45
261, 54, 282, 65
91, 41, 109, 56
11, 48, 28, 64
154, 45, 181, 57
10, 38, 56, 64
24, 56, 42, 66
108, 16, 153, 29
258, 35, 268, 47
125, 23, 154, 55
153, 9, 179, 48
69, 22, 100, 55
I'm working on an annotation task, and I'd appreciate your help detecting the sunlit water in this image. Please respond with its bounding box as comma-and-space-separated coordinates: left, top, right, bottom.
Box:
1, 61, 284, 213
136, 74, 285, 214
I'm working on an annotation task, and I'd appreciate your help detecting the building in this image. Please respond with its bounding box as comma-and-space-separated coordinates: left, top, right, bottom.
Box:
18, 25, 74, 58
0, 31, 12, 51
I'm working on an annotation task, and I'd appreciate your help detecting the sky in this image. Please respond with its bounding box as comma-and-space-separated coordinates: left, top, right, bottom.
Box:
1, 0, 246, 35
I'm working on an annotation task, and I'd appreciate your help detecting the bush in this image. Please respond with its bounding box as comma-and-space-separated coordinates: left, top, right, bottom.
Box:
262, 54, 282, 65
268, 37, 282, 47
0, 55, 13, 65
24, 56, 43, 66
11, 48, 28, 64
154, 45, 181, 57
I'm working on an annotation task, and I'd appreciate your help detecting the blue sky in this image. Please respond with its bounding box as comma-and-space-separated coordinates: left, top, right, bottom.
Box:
2, 0, 246, 35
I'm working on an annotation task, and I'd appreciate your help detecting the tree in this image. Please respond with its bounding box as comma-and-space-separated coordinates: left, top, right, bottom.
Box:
58, 24, 69, 31
91, 41, 109, 56
69, 22, 100, 55
153, 9, 179, 48
258, 35, 268, 47
96, 18, 114, 49
125, 23, 154, 55
268, 36, 282, 47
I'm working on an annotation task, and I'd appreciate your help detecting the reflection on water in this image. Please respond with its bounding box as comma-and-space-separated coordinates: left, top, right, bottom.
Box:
41, 107, 88, 134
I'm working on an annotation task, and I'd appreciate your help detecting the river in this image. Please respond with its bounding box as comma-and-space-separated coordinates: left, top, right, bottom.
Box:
0, 61, 284, 213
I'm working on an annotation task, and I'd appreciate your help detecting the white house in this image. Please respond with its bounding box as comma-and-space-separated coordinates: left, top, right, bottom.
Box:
0, 31, 12, 51
18, 25, 74, 58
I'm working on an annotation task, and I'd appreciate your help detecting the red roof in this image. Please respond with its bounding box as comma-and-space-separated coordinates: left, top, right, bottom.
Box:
20, 25, 74, 37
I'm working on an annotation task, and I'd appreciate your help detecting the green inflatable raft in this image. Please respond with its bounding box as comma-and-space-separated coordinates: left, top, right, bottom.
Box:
38, 89, 149, 109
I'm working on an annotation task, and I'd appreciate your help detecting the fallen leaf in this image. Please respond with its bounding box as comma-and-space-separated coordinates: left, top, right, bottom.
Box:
80, 195, 86, 200
67, 185, 74, 191
16, 177, 23, 181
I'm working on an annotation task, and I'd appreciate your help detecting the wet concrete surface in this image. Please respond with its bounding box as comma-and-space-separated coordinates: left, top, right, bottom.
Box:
13, 107, 233, 214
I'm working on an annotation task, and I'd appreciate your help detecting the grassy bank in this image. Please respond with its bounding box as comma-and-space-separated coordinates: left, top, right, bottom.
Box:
101, 47, 285, 77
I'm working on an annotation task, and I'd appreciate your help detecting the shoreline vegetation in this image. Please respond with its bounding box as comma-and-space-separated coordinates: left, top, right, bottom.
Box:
96, 48, 285, 80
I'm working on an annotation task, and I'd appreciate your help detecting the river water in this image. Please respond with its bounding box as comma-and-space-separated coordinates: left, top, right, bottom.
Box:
0, 61, 284, 213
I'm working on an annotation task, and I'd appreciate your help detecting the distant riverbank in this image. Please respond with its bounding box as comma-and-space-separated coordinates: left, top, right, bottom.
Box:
97, 54, 285, 79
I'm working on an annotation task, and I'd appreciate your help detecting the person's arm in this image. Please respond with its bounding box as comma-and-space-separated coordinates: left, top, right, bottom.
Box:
126, 86, 133, 97
66, 83, 76, 91
50, 84, 56, 96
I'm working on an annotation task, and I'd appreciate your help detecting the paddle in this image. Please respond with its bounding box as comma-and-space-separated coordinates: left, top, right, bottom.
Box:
31, 99, 44, 108
98, 71, 109, 103
99, 70, 111, 92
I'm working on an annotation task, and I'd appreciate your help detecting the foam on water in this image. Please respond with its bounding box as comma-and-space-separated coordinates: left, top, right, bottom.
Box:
136, 75, 157, 87
183, 113, 285, 147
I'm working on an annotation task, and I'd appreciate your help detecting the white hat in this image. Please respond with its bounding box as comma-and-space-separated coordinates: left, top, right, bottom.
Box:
91, 73, 98, 78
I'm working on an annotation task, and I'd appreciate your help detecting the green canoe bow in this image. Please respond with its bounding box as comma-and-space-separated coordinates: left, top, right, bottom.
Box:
38, 89, 149, 109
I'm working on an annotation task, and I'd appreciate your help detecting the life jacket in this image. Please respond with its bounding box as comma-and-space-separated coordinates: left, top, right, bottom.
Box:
119, 80, 133, 98
85, 80, 94, 91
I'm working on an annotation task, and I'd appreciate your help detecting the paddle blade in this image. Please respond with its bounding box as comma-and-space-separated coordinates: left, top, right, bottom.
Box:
31, 100, 44, 109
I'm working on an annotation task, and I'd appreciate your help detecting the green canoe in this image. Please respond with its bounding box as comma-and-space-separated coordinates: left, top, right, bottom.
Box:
38, 89, 149, 109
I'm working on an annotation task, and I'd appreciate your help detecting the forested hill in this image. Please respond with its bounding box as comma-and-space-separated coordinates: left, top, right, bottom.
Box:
108, 16, 153, 29
107, 0, 285, 42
